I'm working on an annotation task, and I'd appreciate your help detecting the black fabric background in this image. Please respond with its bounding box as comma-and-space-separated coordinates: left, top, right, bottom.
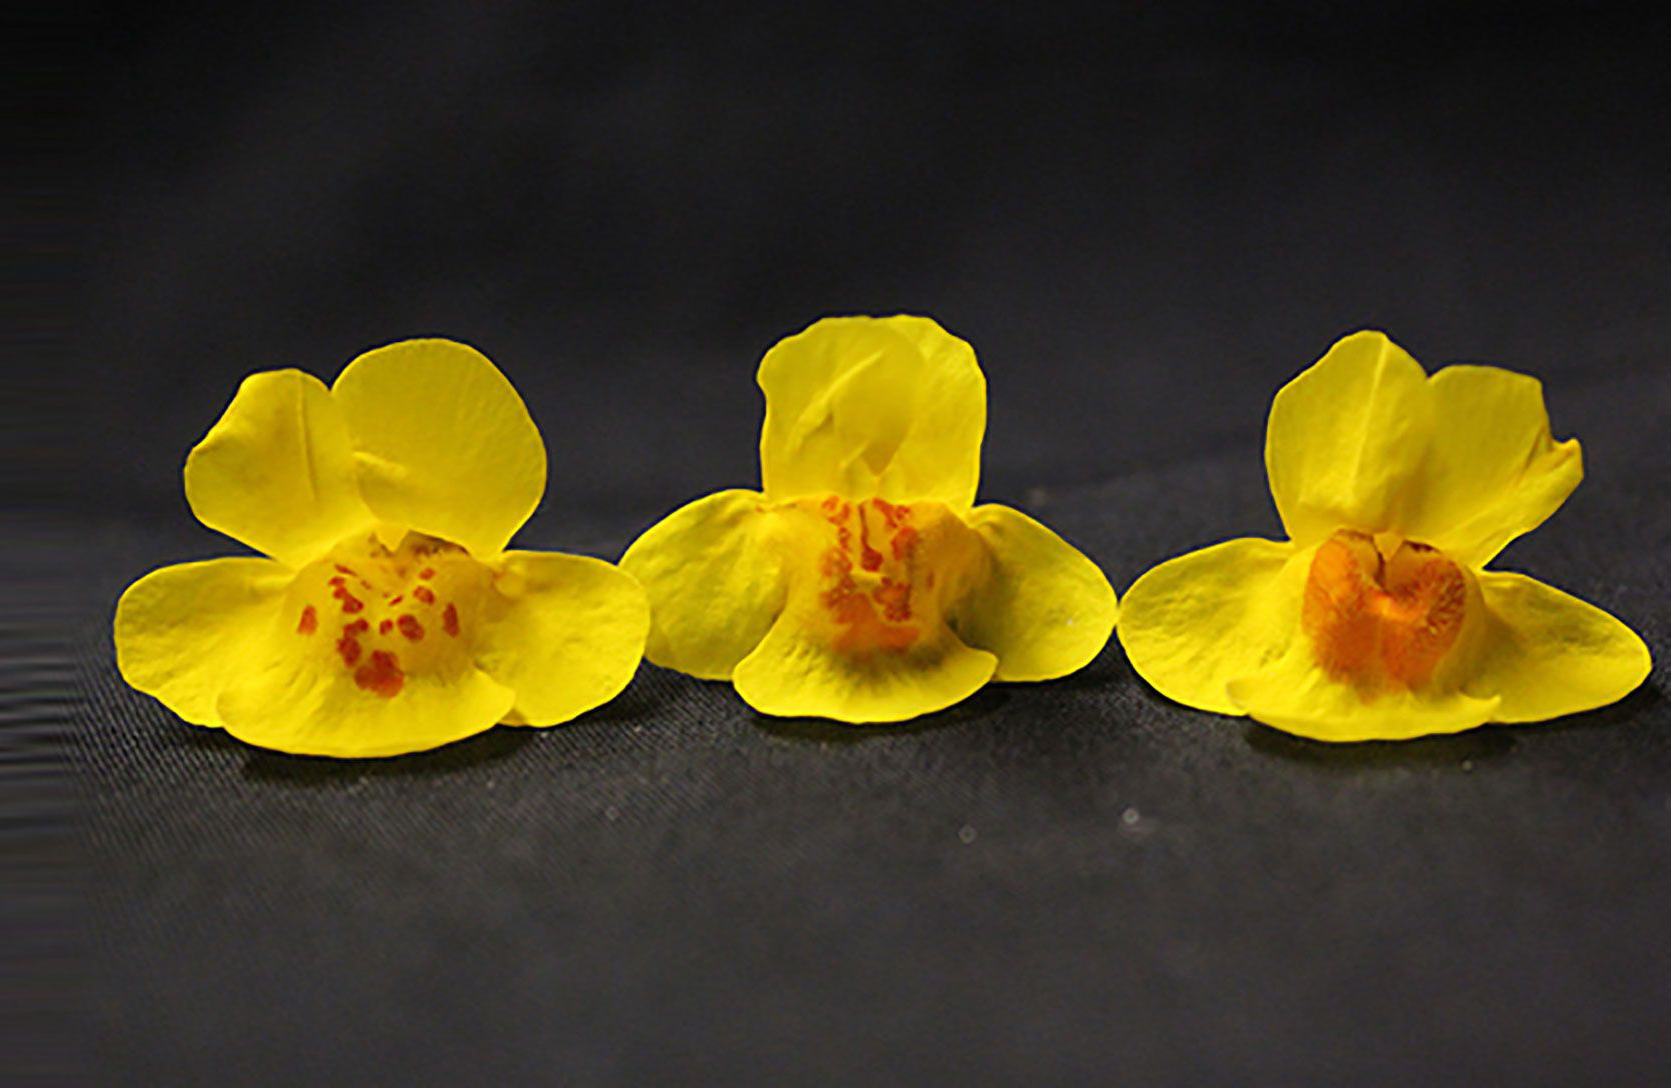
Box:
40, 3, 1671, 1083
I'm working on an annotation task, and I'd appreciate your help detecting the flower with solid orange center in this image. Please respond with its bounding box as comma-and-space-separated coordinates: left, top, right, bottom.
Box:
114, 339, 649, 757
1117, 331, 1650, 741
621, 315, 1118, 722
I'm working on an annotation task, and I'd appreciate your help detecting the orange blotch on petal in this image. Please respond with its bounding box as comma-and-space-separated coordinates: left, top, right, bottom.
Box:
1302, 529, 1466, 695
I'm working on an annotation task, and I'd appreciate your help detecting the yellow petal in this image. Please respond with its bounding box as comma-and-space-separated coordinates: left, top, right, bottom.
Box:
184, 370, 374, 567
1227, 651, 1500, 742
114, 558, 294, 727
619, 489, 786, 679
331, 339, 545, 558
730, 495, 995, 721
1265, 331, 1434, 547
1466, 571, 1650, 721
733, 617, 996, 722
215, 616, 514, 759
758, 315, 985, 508
951, 504, 1117, 681
474, 552, 650, 726
208, 538, 517, 756
1402, 366, 1583, 566
1116, 537, 1302, 715
1221, 533, 1502, 740
218, 659, 513, 758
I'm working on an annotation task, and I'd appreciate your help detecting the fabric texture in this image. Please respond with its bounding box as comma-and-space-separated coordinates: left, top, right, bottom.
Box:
39, 3, 1671, 1083
64, 357, 1669, 1081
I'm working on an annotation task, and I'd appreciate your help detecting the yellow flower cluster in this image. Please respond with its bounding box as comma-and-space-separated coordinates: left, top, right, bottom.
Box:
115, 320, 1650, 757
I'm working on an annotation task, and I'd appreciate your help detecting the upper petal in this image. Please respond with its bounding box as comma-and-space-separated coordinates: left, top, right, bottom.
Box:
1402, 366, 1582, 566
474, 551, 650, 726
1266, 331, 1435, 547
114, 557, 294, 727
619, 489, 787, 679
1116, 537, 1301, 715
184, 369, 375, 567
951, 504, 1117, 682
1465, 571, 1650, 721
331, 339, 546, 558
758, 315, 985, 508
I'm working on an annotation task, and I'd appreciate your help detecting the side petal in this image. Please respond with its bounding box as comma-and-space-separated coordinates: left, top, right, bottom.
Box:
1116, 537, 1300, 715
1266, 331, 1434, 547
758, 315, 985, 508
951, 504, 1117, 681
331, 339, 545, 558
474, 552, 650, 727
1403, 366, 1583, 566
732, 618, 996, 722
215, 626, 515, 760
1227, 653, 1500, 742
1466, 571, 1651, 722
619, 490, 785, 680
184, 370, 375, 567
115, 558, 294, 727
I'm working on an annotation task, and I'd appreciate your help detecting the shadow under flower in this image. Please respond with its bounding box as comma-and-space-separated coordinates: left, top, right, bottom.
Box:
752, 685, 1013, 745
239, 725, 536, 785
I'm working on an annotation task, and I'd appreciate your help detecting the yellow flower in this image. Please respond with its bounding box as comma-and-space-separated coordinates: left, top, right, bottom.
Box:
1118, 331, 1651, 742
114, 339, 650, 758
620, 315, 1118, 722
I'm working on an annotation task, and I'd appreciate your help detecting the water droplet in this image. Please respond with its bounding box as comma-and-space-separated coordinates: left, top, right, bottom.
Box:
958, 825, 977, 844
1121, 807, 1141, 825
1461, 760, 1474, 773
604, 805, 619, 821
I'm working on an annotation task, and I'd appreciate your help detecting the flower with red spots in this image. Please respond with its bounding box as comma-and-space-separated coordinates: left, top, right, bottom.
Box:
1117, 332, 1651, 741
115, 340, 649, 757
621, 315, 1117, 722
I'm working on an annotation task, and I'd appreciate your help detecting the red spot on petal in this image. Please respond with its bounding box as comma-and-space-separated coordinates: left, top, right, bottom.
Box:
413, 586, 436, 605
891, 526, 919, 561
344, 618, 370, 637
379, 619, 394, 636
442, 603, 460, 637
397, 614, 425, 641
354, 650, 405, 699
332, 583, 364, 612
858, 510, 883, 571
875, 578, 913, 622
336, 634, 362, 667
419, 568, 436, 580
388, 595, 403, 606
334, 564, 355, 575
297, 605, 317, 635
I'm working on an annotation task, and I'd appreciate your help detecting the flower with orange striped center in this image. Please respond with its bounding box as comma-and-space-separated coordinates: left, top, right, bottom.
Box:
621, 315, 1117, 722
115, 339, 649, 757
1117, 332, 1650, 741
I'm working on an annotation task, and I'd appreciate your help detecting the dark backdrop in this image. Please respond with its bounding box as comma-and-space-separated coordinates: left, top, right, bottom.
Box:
42, 2, 1671, 1083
